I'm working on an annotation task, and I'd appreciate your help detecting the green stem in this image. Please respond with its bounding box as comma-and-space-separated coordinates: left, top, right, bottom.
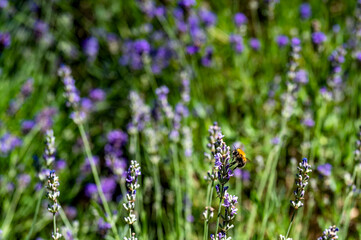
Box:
53, 213, 57, 237
203, 180, 215, 240
25, 188, 45, 240
153, 163, 164, 240
1, 186, 23, 238
214, 184, 224, 236
77, 124, 120, 240
172, 144, 183, 239
285, 210, 296, 238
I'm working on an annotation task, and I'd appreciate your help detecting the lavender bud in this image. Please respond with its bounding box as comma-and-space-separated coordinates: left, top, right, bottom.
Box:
290, 158, 312, 209
317, 225, 339, 240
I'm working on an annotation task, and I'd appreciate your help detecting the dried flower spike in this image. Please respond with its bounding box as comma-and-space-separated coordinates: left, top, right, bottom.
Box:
290, 158, 312, 209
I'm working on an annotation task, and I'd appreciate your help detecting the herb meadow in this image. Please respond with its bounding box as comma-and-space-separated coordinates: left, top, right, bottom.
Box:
0, 0, 361, 239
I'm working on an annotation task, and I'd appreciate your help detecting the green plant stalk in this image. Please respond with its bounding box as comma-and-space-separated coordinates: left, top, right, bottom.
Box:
214, 184, 224, 236
25, 188, 45, 240
285, 210, 296, 238
53, 213, 57, 238
245, 121, 287, 238
171, 144, 184, 239
78, 124, 120, 240
203, 180, 214, 240
59, 206, 74, 236
184, 156, 193, 240
152, 163, 164, 240
1, 186, 23, 238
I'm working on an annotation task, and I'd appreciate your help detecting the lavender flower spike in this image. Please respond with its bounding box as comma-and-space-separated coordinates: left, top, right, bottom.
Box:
44, 129, 56, 167
124, 160, 141, 238
46, 170, 62, 240
317, 225, 339, 240
290, 158, 312, 209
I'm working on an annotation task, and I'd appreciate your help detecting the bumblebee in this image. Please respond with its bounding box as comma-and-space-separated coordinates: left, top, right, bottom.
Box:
231, 148, 248, 169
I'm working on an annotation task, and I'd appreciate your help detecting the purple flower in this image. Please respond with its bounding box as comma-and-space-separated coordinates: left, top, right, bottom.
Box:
0, 32, 11, 48
294, 69, 308, 84
186, 45, 200, 55
302, 117, 315, 128
101, 177, 117, 201
271, 137, 280, 145
178, 0, 195, 8
299, 3, 311, 20
21, 120, 35, 134
18, 174, 31, 188
97, 217, 111, 236
312, 32, 327, 45
55, 159, 67, 170
82, 156, 100, 174
81, 98, 93, 112
133, 39, 151, 55
0, 0, 8, 8
317, 163, 332, 177
201, 46, 213, 67
199, 8, 217, 27
0, 133, 22, 156
84, 183, 97, 198
291, 37, 301, 46
21, 78, 34, 97
34, 20, 49, 38
229, 34, 244, 53
234, 169, 250, 181
332, 24, 340, 33
249, 38, 261, 51
35, 107, 57, 132
83, 37, 99, 59
64, 206, 77, 220
276, 35, 289, 48
89, 88, 106, 102
234, 13, 248, 27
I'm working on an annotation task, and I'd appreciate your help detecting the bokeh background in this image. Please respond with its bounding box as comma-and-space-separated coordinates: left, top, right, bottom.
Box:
0, 0, 361, 239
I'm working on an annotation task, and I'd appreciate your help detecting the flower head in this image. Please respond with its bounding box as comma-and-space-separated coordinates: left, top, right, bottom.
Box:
290, 158, 312, 209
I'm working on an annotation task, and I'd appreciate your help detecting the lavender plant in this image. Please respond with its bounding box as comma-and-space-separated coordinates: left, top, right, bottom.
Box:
317, 225, 339, 240
123, 160, 141, 240
284, 158, 312, 238
46, 170, 62, 240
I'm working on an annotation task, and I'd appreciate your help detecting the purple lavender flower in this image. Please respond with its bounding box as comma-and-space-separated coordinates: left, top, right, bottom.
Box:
18, 174, 31, 188
133, 39, 151, 55
64, 206, 77, 220
34, 20, 49, 38
271, 137, 280, 145
21, 120, 35, 134
97, 217, 111, 236
302, 117, 315, 128
317, 163, 332, 177
0, 0, 8, 8
276, 35, 289, 48
83, 37, 99, 60
291, 158, 312, 209
0, 133, 22, 156
124, 160, 141, 228
85, 183, 97, 198
229, 34, 244, 53
105, 130, 128, 177
312, 32, 327, 46
0, 32, 11, 48
128, 91, 151, 133
234, 13, 248, 27
199, 8, 217, 27
332, 24, 340, 33
299, 3, 311, 20
294, 69, 308, 84
43, 129, 56, 167
249, 38, 261, 51
234, 169, 251, 182
178, 0, 196, 8
55, 160, 66, 170
101, 177, 117, 201
155, 86, 174, 120
81, 98, 94, 112
317, 225, 339, 240
21, 78, 34, 97
82, 156, 100, 174
186, 45, 200, 55
89, 88, 106, 102
201, 46, 213, 67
